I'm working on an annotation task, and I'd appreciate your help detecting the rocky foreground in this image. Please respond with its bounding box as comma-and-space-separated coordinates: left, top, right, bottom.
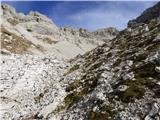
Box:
1, 2, 160, 120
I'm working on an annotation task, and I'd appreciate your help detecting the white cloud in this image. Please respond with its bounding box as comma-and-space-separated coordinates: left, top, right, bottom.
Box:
65, 1, 156, 31
67, 7, 132, 30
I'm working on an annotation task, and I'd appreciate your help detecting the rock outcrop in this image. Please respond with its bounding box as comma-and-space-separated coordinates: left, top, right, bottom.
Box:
128, 2, 160, 27
93, 27, 119, 41
1, 3, 118, 59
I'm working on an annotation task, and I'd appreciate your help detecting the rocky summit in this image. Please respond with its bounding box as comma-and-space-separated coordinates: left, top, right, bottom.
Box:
0, 2, 160, 120
1, 3, 118, 59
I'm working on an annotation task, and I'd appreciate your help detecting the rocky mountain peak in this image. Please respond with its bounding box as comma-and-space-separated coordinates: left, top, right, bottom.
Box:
1, 3, 118, 59
1, 3, 15, 12
93, 27, 119, 38
128, 2, 160, 27
1, 3, 17, 18
27, 11, 55, 25
1, 3, 58, 28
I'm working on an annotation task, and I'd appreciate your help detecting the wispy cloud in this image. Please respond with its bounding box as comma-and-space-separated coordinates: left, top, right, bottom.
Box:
60, 1, 157, 31
66, 7, 131, 30
2, 1, 158, 31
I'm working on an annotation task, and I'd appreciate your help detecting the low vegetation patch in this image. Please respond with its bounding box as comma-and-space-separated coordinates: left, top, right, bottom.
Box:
7, 18, 18, 26
115, 77, 153, 103
134, 62, 158, 78
43, 37, 58, 44
54, 72, 101, 113
64, 73, 100, 109
34, 93, 44, 104
66, 79, 81, 92
1, 28, 32, 54
118, 85, 145, 103
88, 105, 116, 120
64, 64, 80, 76
88, 62, 103, 71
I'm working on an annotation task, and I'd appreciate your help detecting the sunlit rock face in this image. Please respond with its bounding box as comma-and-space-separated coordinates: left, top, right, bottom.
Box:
1, 3, 118, 59
0, 2, 160, 120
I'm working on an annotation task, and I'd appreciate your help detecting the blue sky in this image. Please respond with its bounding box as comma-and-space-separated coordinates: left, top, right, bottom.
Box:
2, 1, 158, 31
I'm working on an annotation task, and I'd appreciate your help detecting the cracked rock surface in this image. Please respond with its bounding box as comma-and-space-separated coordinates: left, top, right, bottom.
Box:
0, 54, 68, 120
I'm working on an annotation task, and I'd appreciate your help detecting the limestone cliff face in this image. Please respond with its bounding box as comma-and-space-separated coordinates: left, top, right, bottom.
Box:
1, 3, 118, 59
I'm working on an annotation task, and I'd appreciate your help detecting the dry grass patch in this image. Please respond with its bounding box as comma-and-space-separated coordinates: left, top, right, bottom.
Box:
1, 28, 44, 54
7, 18, 19, 26
43, 37, 58, 44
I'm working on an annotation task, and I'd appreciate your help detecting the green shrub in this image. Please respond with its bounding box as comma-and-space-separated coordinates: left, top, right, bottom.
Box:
27, 28, 32, 32
64, 64, 80, 75
88, 105, 116, 120
119, 85, 145, 103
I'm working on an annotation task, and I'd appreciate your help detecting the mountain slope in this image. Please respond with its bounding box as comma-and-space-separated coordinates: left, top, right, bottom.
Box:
1, 3, 118, 59
128, 2, 160, 26
48, 2, 160, 120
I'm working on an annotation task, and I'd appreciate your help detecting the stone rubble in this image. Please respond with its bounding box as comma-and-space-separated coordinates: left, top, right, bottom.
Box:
0, 54, 68, 120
